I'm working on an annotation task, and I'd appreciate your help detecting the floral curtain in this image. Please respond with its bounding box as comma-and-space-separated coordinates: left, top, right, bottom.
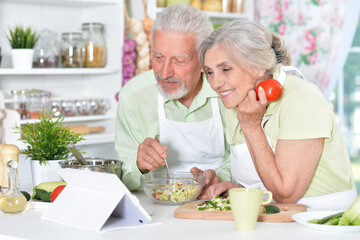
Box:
255, 0, 347, 98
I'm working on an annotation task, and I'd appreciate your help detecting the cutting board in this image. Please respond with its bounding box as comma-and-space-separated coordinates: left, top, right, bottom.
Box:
69, 125, 105, 135
174, 201, 307, 222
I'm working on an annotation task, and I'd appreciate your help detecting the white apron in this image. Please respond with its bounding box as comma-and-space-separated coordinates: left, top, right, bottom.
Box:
158, 93, 225, 172
230, 66, 357, 210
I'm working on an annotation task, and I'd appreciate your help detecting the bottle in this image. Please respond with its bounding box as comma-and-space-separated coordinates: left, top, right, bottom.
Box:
61, 32, 84, 68
82, 22, 106, 68
231, 0, 244, 13
1, 142, 20, 189
0, 160, 27, 213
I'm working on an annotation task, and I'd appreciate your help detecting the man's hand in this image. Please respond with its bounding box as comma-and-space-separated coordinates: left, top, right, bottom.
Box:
137, 137, 167, 173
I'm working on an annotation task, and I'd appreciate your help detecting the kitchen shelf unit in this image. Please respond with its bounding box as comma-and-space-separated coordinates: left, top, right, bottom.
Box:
0, 0, 124, 160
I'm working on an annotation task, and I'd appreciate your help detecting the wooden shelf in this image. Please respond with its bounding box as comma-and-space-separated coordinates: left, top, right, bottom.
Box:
0, 67, 120, 76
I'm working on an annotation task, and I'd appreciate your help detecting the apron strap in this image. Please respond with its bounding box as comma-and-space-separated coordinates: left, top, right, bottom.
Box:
157, 93, 166, 120
210, 98, 222, 128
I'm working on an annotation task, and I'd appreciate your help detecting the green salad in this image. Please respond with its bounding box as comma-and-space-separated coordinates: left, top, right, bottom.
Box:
151, 181, 201, 203
197, 195, 231, 211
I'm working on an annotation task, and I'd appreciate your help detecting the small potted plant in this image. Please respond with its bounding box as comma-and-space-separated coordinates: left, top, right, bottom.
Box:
15, 110, 85, 185
5, 24, 39, 69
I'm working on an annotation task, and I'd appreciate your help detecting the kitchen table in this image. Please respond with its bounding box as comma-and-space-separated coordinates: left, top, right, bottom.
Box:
0, 185, 359, 240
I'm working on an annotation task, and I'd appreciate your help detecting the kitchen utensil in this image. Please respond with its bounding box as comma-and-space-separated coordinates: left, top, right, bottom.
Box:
68, 125, 105, 135
154, 134, 170, 179
141, 171, 205, 205
229, 188, 272, 231
174, 201, 307, 222
58, 157, 122, 179
67, 143, 87, 165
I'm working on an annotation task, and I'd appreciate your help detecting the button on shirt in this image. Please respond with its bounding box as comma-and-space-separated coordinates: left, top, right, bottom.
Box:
115, 70, 231, 191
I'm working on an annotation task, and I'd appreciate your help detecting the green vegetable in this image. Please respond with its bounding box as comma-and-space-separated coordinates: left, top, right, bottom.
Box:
34, 181, 67, 193
263, 205, 280, 214
338, 195, 360, 226
308, 212, 344, 225
21, 191, 31, 201
196, 195, 231, 211
40, 192, 51, 202
32, 189, 47, 200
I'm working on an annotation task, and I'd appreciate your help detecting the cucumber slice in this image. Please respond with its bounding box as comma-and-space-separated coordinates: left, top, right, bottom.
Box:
263, 205, 280, 214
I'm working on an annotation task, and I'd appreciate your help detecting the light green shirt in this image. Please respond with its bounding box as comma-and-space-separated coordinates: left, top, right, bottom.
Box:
226, 67, 355, 198
115, 70, 231, 191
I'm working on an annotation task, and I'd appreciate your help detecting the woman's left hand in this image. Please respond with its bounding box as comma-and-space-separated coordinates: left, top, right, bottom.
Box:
236, 86, 268, 130
197, 181, 240, 200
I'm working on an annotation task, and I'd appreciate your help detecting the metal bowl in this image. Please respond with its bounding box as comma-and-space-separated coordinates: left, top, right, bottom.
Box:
59, 157, 122, 179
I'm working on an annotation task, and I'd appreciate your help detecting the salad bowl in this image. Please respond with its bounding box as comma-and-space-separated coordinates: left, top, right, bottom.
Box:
141, 172, 205, 205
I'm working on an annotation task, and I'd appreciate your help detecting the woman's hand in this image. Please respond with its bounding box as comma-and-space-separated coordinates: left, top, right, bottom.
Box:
236, 86, 268, 131
197, 181, 241, 200
190, 167, 219, 189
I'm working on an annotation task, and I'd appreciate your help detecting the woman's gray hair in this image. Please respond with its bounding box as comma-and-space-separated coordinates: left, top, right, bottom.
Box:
198, 19, 291, 78
152, 3, 213, 51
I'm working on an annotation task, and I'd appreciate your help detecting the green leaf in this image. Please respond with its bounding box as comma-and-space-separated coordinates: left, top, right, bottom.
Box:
5, 24, 39, 49
14, 108, 85, 163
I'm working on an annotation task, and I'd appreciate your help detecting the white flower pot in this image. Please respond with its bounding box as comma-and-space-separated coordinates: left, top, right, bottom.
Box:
11, 49, 34, 69
30, 159, 63, 186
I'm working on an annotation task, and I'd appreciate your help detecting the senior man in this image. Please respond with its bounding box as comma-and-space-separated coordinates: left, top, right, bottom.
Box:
115, 3, 230, 191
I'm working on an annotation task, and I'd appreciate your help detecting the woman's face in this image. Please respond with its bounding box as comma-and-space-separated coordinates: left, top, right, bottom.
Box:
203, 45, 258, 109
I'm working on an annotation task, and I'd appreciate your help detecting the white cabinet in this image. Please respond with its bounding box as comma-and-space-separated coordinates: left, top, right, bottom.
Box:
0, 0, 124, 153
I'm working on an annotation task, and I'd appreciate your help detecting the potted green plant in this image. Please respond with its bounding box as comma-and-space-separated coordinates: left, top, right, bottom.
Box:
15, 110, 85, 185
5, 24, 39, 69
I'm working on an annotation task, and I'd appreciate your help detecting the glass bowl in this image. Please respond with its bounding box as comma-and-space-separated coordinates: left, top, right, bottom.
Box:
141, 172, 205, 205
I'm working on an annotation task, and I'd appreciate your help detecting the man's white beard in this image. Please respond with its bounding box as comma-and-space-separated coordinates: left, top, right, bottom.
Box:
156, 75, 189, 100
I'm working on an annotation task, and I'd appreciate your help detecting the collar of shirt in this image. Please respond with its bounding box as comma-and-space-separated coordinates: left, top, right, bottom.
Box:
162, 73, 218, 116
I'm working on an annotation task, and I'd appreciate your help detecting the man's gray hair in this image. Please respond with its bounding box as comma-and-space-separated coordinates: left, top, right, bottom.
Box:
152, 3, 213, 51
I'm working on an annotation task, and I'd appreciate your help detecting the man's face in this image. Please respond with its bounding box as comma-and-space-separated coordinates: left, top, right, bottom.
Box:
151, 30, 202, 100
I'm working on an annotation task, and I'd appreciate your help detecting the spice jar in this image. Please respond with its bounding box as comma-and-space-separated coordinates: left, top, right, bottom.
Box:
10, 90, 20, 114
82, 23, 106, 68
33, 29, 59, 68
61, 32, 84, 68
27, 90, 50, 119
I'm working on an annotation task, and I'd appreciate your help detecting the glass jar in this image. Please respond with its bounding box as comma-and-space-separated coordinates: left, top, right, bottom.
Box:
27, 90, 50, 119
61, 32, 84, 68
33, 29, 59, 68
82, 23, 106, 68
10, 90, 20, 114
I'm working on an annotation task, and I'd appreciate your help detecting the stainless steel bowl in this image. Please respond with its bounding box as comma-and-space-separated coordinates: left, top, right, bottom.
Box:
59, 157, 122, 178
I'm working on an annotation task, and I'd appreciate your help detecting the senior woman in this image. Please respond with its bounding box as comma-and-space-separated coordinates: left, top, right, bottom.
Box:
197, 19, 357, 210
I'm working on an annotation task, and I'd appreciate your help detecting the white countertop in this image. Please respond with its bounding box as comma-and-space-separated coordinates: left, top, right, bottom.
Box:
0, 188, 359, 240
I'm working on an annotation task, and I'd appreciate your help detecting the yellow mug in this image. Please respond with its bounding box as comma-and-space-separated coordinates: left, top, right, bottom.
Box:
229, 188, 272, 232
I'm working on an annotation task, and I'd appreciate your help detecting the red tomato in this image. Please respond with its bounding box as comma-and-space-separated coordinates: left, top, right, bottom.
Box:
255, 79, 283, 102
50, 185, 66, 202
